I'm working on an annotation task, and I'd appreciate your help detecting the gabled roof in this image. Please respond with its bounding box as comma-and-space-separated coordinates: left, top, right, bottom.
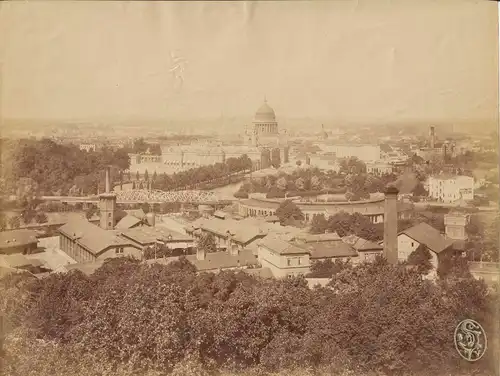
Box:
342, 234, 383, 252
297, 232, 342, 243
259, 237, 308, 255
186, 249, 258, 271
399, 222, 454, 254
58, 219, 137, 255
189, 218, 266, 245
120, 226, 193, 246
305, 242, 358, 259
115, 215, 143, 230
0, 229, 38, 250
0, 253, 44, 268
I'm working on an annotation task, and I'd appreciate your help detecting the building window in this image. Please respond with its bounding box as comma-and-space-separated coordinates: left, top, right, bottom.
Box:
411, 242, 414, 247
108, 213, 111, 218
297, 258, 301, 265
116, 247, 124, 255
287, 259, 292, 266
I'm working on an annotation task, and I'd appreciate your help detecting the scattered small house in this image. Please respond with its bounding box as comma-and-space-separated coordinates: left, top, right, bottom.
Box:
342, 234, 384, 262
257, 237, 311, 278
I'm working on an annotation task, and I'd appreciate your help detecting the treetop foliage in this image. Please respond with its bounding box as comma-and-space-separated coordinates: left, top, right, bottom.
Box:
1, 257, 497, 376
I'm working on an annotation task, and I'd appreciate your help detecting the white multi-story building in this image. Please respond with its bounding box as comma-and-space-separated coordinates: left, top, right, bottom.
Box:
428, 174, 474, 203
366, 161, 394, 175
315, 144, 381, 163
79, 143, 97, 152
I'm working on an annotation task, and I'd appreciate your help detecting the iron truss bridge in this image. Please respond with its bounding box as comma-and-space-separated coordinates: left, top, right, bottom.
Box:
114, 189, 220, 203
43, 189, 223, 204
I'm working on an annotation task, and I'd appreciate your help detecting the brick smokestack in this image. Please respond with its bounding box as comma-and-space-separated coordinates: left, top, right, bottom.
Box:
105, 166, 111, 193
384, 185, 399, 264
429, 126, 436, 149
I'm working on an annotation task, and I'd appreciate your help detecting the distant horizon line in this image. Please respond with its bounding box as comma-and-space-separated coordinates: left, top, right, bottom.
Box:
1, 116, 496, 126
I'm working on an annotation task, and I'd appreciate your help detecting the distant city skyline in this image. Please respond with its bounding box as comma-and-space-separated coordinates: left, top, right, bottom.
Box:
0, 0, 498, 126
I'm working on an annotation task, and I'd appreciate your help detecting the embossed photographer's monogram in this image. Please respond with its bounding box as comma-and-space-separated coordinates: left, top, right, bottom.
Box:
454, 319, 488, 362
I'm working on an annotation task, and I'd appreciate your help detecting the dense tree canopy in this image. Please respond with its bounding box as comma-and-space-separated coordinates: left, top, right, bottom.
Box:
1, 257, 497, 376
152, 155, 252, 191
407, 244, 433, 275
0, 138, 130, 197
235, 168, 397, 200
275, 200, 304, 225
310, 212, 382, 241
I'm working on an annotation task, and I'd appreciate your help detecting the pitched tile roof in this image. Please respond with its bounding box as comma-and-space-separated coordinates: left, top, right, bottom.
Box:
115, 215, 143, 230
259, 237, 308, 255
58, 219, 137, 255
399, 222, 454, 254
188, 218, 266, 245
303, 242, 358, 259
0, 229, 38, 250
342, 235, 383, 252
296, 232, 342, 243
120, 226, 194, 245
185, 249, 258, 271
0, 253, 44, 268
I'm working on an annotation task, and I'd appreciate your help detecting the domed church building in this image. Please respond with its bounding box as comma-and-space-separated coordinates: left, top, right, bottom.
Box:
253, 98, 279, 136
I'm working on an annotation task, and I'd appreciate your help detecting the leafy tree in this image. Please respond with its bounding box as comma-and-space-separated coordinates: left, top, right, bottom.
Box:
310, 175, 322, 190
152, 171, 157, 183
127, 170, 131, 181
21, 208, 37, 225
407, 244, 433, 275
276, 177, 287, 191
85, 206, 97, 220
34, 212, 48, 224
307, 259, 351, 278
136, 171, 140, 181
198, 233, 217, 253
276, 200, 304, 225
323, 211, 380, 241
271, 149, 281, 168
0, 212, 7, 231
437, 252, 472, 279
310, 214, 329, 234
295, 177, 305, 190
141, 202, 151, 214
412, 182, 428, 197
233, 190, 249, 199
339, 157, 366, 174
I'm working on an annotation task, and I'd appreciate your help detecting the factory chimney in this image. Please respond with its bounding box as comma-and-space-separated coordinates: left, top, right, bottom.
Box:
429, 126, 436, 149
105, 166, 111, 193
383, 185, 399, 264
99, 166, 117, 230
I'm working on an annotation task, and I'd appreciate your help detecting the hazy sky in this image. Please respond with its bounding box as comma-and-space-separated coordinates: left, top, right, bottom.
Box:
0, 0, 498, 124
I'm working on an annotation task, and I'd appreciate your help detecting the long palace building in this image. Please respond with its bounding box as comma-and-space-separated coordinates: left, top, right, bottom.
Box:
237, 194, 413, 224
128, 99, 289, 171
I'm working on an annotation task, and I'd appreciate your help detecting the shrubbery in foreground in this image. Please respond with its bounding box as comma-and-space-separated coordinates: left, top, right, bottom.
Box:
0, 256, 498, 376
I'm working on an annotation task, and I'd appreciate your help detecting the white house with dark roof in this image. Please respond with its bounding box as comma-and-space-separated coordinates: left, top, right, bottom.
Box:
257, 237, 311, 278
391, 222, 455, 270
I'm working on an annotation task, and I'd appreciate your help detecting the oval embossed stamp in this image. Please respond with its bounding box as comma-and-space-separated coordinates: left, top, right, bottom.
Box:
454, 319, 487, 362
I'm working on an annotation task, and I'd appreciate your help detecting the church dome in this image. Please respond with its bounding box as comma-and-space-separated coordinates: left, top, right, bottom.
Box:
254, 100, 276, 122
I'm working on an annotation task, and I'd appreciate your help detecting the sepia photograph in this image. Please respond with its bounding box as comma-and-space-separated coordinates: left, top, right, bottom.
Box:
0, 0, 498, 375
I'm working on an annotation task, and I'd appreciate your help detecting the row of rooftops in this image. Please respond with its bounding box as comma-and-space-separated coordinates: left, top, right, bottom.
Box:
59, 217, 194, 256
